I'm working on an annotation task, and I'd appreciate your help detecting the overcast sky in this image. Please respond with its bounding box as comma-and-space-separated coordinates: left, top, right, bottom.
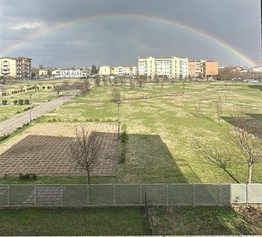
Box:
0, 0, 260, 68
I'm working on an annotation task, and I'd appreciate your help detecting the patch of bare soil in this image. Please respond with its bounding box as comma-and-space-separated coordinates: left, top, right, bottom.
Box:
0, 123, 119, 176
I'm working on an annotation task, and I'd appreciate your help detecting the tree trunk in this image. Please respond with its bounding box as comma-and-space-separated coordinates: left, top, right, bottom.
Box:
247, 163, 253, 184
87, 169, 91, 185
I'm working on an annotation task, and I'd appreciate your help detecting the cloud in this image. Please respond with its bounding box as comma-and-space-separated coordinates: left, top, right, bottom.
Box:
10, 20, 47, 31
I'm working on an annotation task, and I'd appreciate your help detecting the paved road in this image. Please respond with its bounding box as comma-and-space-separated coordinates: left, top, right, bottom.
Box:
0, 90, 79, 137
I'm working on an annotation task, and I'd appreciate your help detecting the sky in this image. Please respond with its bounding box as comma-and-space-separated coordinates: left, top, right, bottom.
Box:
0, 0, 260, 68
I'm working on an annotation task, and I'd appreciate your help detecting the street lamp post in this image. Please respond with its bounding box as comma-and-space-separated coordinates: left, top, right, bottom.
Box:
116, 101, 121, 140
29, 94, 32, 122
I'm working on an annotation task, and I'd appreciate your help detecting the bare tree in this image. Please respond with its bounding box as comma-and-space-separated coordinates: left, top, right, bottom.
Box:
216, 96, 222, 122
80, 80, 91, 94
69, 127, 102, 184
111, 88, 121, 102
230, 108, 262, 183
95, 76, 101, 86
194, 101, 202, 117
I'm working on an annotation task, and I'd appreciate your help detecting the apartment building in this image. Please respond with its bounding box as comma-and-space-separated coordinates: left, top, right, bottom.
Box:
0, 57, 32, 80
202, 61, 218, 79
59, 68, 84, 78
99, 65, 137, 77
178, 57, 188, 79
188, 60, 203, 78
139, 56, 218, 80
99, 65, 111, 76
138, 56, 180, 79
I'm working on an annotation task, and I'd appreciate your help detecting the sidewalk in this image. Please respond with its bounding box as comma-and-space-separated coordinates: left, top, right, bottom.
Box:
0, 90, 79, 137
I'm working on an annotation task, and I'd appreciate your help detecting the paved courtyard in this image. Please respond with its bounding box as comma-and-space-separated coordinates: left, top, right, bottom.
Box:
0, 123, 119, 177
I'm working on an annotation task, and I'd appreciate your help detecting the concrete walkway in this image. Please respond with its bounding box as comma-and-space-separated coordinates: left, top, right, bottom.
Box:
0, 90, 79, 137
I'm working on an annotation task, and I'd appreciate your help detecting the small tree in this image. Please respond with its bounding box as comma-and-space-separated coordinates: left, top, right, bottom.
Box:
69, 127, 102, 184
95, 76, 101, 86
111, 88, 121, 102
91, 65, 98, 75
230, 108, 262, 183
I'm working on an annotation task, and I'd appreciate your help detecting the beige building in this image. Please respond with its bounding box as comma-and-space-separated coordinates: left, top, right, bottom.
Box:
188, 60, 202, 78
99, 65, 111, 76
99, 65, 137, 77
0, 57, 32, 80
202, 61, 218, 79
39, 69, 48, 78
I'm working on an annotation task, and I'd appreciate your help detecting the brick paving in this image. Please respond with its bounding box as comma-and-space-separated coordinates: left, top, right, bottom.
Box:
0, 123, 119, 176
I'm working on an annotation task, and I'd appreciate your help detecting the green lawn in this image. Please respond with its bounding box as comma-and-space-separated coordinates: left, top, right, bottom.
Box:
35, 81, 262, 184
1, 80, 262, 235
1, 80, 262, 183
0, 207, 147, 235
0, 78, 78, 122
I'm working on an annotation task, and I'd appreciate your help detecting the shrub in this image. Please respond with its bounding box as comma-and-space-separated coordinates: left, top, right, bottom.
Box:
24, 99, 30, 105
14, 100, 18, 105
119, 152, 126, 164
0, 134, 10, 142
2, 100, 7, 105
120, 132, 127, 143
18, 99, 24, 105
18, 173, 37, 180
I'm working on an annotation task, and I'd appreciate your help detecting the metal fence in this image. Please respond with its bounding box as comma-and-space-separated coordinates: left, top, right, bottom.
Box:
0, 184, 261, 207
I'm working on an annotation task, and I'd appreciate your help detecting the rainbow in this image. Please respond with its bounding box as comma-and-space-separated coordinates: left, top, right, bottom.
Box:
1, 13, 258, 67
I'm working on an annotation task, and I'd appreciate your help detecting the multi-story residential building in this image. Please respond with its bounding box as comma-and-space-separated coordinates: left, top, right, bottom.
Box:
122, 65, 137, 77
202, 60, 218, 79
178, 57, 188, 79
0, 57, 32, 80
138, 56, 179, 79
99, 65, 111, 76
188, 60, 203, 78
139, 56, 218, 80
16, 57, 32, 80
59, 68, 84, 78
99, 65, 137, 77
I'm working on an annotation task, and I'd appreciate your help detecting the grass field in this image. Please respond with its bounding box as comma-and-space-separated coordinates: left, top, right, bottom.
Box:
33, 80, 262, 184
1, 79, 262, 235
0, 207, 147, 235
0, 205, 261, 235
0, 79, 78, 122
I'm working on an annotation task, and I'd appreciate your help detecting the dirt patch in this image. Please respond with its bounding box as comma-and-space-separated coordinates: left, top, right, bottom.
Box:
0, 123, 119, 176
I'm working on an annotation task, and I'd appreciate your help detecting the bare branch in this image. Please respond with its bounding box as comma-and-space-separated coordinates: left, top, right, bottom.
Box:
69, 126, 102, 184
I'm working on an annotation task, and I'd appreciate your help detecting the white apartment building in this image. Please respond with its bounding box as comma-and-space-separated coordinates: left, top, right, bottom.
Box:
178, 57, 189, 79
138, 56, 180, 79
52, 68, 84, 78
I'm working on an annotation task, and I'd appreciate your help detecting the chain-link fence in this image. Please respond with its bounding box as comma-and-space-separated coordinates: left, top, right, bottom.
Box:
0, 184, 261, 207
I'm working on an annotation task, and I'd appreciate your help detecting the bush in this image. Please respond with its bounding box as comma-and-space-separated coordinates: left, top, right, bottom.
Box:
18, 173, 37, 180
24, 99, 30, 105
2, 100, 7, 105
18, 99, 24, 105
0, 134, 10, 142
14, 100, 18, 105
119, 152, 126, 164
120, 132, 127, 143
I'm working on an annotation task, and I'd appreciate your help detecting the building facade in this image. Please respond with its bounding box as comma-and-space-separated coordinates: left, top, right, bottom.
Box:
0, 57, 32, 80
139, 56, 218, 79
138, 56, 180, 79
202, 61, 219, 79
99, 65, 138, 77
